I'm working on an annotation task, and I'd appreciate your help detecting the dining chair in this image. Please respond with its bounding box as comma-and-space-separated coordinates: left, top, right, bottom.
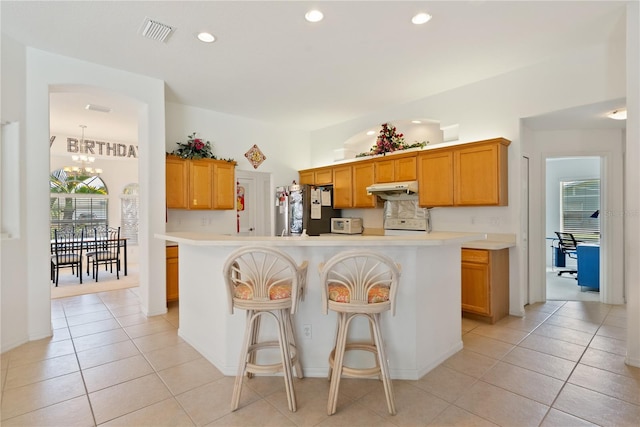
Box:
85, 225, 108, 277
91, 226, 121, 282
51, 228, 84, 286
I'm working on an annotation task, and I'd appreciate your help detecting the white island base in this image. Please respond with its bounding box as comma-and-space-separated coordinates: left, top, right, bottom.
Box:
156, 232, 484, 380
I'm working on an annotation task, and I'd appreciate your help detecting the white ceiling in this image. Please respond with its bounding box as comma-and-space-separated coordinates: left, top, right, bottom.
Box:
1, 1, 628, 142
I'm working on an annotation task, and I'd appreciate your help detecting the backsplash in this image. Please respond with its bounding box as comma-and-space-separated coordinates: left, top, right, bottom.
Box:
166, 209, 236, 234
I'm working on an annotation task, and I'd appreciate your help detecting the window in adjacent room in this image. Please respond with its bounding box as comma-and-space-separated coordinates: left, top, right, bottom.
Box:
50, 169, 108, 237
560, 178, 600, 242
120, 183, 139, 245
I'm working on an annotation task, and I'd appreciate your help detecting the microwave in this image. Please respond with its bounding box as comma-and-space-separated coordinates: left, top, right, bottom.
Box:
331, 217, 363, 234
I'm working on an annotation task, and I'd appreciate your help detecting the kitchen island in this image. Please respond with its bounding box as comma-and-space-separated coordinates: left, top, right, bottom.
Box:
155, 231, 485, 380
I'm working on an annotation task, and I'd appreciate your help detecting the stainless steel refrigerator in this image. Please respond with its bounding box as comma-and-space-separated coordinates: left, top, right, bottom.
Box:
275, 184, 340, 236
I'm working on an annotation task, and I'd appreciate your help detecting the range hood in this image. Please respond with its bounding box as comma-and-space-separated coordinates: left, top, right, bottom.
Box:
366, 181, 418, 200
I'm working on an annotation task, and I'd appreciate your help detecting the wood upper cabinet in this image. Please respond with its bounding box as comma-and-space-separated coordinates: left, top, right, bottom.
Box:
375, 153, 417, 183
461, 248, 509, 324
353, 161, 376, 208
299, 167, 333, 185
418, 138, 510, 207
166, 156, 189, 209
454, 138, 509, 206
298, 170, 314, 185
166, 156, 236, 210
418, 149, 454, 207
189, 159, 214, 209
333, 161, 376, 208
332, 165, 353, 208
212, 161, 236, 209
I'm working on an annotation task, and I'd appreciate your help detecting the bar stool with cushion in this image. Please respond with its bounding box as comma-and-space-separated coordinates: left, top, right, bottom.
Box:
319, 250, 401, 416
223, 246, 308, 412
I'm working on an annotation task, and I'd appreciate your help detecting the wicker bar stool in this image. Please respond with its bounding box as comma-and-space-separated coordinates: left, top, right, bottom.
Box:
319, 250, 401, 415
223, 246, 308, 412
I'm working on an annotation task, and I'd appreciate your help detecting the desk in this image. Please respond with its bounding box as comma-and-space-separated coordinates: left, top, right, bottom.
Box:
577, 244, 599, 291
50, 237, 128, 276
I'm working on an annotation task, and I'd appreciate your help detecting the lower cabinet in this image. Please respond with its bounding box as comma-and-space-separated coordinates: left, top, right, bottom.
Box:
461, 248, 509, 324
166, 246, 179, 302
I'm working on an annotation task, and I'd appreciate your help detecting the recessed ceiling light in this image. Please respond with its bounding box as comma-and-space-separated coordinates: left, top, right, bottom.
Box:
411, 120, 422, 124
366, 130, 376, 136
305, 10, 324, 23
412, 12, 432, 25
197, 32, 216, 43
607, 109, 627, 120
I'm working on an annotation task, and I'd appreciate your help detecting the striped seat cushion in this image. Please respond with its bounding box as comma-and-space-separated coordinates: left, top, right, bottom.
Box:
53, 254, 79, 264
234, 283, 292, 300
328, 283, 390, 304
95, 252, 117, 261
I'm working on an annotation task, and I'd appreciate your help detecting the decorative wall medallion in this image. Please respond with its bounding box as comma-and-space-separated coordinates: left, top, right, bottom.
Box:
244, 144, 266, 169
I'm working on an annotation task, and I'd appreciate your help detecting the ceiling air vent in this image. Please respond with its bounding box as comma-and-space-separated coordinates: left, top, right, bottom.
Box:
140, 17, 175, 43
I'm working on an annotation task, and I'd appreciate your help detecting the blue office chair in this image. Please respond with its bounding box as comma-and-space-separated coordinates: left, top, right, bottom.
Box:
555, 232, 579, 277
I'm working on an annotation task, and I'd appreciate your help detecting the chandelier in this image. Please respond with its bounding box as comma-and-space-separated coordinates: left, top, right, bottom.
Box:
63, 125, 103, 178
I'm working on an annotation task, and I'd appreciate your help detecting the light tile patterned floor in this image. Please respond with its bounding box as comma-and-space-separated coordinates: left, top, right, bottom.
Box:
1, 289, 639, 426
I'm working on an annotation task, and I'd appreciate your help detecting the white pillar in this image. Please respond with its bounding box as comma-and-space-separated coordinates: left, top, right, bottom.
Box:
625, 1, 640, 368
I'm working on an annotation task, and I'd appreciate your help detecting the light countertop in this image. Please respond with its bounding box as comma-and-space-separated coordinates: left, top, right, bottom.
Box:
158, 231, 517, 249
461, 233, 516, 250
156, 231, 485, 247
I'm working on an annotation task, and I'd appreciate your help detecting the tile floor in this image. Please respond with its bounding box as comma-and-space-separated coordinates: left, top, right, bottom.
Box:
546, 268, 600, 303
1, 289, 639, 426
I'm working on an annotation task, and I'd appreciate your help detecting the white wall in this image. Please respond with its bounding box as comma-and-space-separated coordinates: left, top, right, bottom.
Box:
309, 40, 626, 318
624, 0, 640, 367
1, 44, 167, 352
1, 35, 28, 351
50, 133, 139, 232
164, 103, 310, 235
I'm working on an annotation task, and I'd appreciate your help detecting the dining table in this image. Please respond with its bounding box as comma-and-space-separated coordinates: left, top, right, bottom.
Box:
50, 236, 128, 276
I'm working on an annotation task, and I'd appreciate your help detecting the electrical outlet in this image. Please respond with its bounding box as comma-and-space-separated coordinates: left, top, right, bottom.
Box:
302, 324, 312, 340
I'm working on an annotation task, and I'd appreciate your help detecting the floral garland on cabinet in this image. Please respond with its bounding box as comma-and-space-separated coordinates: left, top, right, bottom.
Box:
168, 132, 234, 162
356, 123, 428, 157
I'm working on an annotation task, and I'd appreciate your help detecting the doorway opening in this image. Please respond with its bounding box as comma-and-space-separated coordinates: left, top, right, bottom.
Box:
545, 157, 600, 302
49, 87, 140, 299
236, 169, 271, 236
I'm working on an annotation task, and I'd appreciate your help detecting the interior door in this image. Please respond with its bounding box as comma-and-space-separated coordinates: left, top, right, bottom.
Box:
235, 170, 271, 236
236, 176, 256, 236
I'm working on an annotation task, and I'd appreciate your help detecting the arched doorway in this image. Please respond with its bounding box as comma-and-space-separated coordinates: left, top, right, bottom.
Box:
49, 87, 140, 296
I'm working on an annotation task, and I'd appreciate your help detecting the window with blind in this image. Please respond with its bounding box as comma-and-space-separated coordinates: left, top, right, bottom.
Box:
561, 179, 600, 242
50, 170, 109, 238
50, 194, 109, 237
120, 183, 139, 245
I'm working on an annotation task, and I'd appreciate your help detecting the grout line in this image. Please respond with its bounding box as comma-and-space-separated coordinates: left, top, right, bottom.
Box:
63, 299, 99, 427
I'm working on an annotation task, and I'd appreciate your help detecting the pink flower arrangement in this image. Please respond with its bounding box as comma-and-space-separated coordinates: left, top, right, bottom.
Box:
373, 123, 405, 155
356, 123, 428, 157
172, 132, 214, 159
